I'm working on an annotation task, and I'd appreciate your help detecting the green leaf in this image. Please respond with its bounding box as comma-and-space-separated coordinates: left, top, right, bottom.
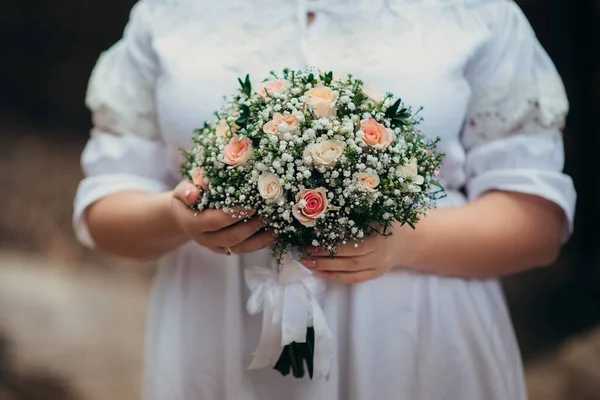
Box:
238, 74, 252, 97
235, 104, 251, 128
354, 91, 366, 106
245, 74, 251, 91
319, 71, 333, 85
392, 116, 410, 127
430, 180, 445, 191
385, 99, 402, 119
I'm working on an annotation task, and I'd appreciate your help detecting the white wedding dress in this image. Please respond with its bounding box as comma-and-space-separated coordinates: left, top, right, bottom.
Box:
73, 0, 576, 398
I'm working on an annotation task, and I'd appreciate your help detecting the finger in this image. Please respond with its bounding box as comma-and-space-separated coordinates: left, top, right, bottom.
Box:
202, 217, 264, 247
303, 241, 374, 258
230, 230, 277, 255
173, 180, 201, 206
299, 255, 372, 272
206, 246, 228, 255
314, 269, 379, 284
196, 209, 256, 232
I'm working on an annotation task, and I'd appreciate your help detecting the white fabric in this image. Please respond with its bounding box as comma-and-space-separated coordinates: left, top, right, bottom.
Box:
73, 0, 576, 399
244, 252, 333, 379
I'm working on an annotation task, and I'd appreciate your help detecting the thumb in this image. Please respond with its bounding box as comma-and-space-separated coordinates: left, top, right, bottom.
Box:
173, 180, 201, 206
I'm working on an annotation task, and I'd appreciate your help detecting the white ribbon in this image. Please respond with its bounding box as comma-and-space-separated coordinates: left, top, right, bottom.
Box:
245, 250, 333, 379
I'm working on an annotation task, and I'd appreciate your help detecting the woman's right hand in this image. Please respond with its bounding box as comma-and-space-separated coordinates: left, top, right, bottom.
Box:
171, 180, 275, 255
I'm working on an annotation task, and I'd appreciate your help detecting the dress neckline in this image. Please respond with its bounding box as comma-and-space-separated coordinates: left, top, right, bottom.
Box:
148, 0, 499, 8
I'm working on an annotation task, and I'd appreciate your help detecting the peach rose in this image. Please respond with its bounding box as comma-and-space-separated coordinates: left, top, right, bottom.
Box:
362, 84, 384, 104
262, 113, 300, 138
359, 119, 394, 149
303, 140, 346, 167
397, 158, 424, 185
292, 187, 329, 227
191, 167, 209, 190
356, 172, 380, 191
216, 120, 239, 138
256, 80, 287, 99
223, 136, 253, 166
305, 86, 337, 118
258, 172, 284, 202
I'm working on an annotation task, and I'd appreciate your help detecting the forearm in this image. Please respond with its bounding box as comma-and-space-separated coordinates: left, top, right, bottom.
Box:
85, 191, 188, 260
405, 191, 566, 278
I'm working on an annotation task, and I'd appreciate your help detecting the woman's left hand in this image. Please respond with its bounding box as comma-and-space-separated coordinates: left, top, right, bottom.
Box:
299, 224, 418, 284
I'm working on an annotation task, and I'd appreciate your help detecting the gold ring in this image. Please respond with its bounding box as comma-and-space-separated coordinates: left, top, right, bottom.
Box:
225, 246, 233, 256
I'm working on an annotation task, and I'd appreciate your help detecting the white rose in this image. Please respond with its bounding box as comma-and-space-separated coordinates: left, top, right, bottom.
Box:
356, 172, 380, 192
303, 140, 346, 167
361, 84, 384, 104
305, 86, 337, 118
397, 158, 424, 185
258, 172, 284, 202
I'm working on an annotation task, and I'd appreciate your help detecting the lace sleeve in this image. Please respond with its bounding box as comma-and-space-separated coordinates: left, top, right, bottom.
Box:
73, 1, 171, 248
461, 1, 576, 239
85, 1, 160, 140
462, 1, 568, 146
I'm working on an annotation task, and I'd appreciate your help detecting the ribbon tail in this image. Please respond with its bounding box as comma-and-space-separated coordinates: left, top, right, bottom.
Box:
247, 290, 285, 370
244, 259, 333, 378
281, 282, 310, 346
310, 295, 333, 380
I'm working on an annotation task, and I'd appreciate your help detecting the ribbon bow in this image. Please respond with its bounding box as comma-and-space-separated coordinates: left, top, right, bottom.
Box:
245, 251, 333, 379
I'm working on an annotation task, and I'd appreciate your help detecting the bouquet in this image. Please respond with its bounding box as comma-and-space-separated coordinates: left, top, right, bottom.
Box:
181, 68, 444, 379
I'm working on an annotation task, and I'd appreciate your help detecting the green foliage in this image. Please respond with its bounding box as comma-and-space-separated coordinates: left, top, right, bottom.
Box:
302, 73, 317, 86
319, 71, 334, 86
345, 147, 360, 164
235, 104, 251, 128
353, 91, 366, 107
237, 74, 252, 97
384, 98, 412, 127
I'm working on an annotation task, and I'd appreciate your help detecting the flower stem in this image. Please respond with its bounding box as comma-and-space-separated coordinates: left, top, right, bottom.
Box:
288, 343, 304, 378
273, 328, 315, 379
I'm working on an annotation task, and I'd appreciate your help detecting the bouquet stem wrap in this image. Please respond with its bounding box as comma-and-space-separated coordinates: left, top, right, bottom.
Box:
244, 250, 332, 379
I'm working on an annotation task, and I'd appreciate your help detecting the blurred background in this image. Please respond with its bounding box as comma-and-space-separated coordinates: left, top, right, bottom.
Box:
0, 0, 599, 399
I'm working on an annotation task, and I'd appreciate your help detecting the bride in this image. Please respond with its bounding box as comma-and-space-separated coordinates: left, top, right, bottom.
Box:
74, 0, 575, 398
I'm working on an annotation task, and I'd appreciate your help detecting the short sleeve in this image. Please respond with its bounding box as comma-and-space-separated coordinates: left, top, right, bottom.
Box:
74, 1, 171, 248
461, 1, 576, 240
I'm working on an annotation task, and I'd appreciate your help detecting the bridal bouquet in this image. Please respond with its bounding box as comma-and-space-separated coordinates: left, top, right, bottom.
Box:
181, 68, 444, 379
